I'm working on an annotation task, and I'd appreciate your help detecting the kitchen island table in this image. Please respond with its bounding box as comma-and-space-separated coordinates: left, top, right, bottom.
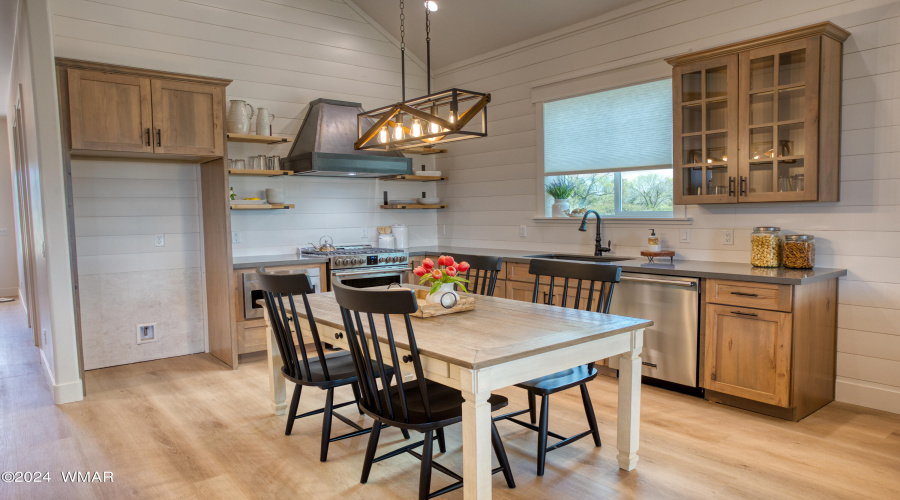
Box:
262, 288, 651, 499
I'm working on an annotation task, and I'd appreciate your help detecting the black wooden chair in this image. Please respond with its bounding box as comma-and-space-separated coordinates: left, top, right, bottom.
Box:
449, 254, 503, 296
332, 281, 516, 499
493, 258, 622, 476
258, 267, 405, 463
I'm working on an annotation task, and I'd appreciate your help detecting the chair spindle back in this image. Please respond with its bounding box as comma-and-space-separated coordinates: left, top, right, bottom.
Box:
527, 259, 622, 313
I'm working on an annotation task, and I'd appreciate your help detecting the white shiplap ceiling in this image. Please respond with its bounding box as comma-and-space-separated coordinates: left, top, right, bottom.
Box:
350, 0, 636, 71
0, 0, 18, 115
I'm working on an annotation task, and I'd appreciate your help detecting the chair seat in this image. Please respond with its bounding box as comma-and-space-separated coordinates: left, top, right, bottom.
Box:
367, 380, 508, 428
515, 365, 598, 396
283, 351, 389, 387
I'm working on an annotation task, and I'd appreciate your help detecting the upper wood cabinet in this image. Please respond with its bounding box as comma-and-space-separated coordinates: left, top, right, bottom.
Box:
151, 79, 224, 157
59, 60, 230, 159
668, 22, 849, 205
67, 69, 153, 153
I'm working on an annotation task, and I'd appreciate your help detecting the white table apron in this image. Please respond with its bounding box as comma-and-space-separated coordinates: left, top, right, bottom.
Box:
265, 312, 644, 500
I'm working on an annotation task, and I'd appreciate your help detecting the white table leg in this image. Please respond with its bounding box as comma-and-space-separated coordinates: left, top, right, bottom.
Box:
617, 331, 642, 471
265, 311, 286, 416
461, 389, 493, 499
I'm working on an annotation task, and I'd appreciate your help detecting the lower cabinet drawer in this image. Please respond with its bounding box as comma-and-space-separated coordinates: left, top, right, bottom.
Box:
707, 279, 792, 312
238, 324, 268, 354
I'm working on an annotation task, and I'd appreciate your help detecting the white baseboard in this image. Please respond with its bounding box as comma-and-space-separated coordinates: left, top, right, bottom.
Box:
40, 349, 84, 404
835, 377, 900, 415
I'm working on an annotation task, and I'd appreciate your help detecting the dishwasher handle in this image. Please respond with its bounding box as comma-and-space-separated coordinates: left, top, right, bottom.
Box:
620, 276, 697, 287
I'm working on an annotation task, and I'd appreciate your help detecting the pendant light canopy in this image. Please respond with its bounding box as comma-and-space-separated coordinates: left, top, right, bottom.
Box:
355, 1, 490, 152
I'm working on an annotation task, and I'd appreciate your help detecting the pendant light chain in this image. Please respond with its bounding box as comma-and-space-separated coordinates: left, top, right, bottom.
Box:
399, 0, 406, 101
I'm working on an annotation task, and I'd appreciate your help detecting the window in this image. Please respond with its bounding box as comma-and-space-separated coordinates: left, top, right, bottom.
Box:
542, 79, 674, 217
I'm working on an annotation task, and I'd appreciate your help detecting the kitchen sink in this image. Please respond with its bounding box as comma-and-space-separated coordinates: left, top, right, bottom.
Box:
525, 253, 634, 263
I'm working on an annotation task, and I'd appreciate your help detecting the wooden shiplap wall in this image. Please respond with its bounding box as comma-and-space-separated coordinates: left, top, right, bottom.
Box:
51, 0, 438, 367
434, 0, 900, 414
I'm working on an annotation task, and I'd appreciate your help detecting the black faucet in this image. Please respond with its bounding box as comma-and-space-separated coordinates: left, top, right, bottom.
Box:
578, 210, 611, 256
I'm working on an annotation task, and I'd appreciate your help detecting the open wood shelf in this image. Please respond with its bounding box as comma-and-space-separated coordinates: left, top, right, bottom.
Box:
228, 168, 293, 176
226, 133, 292, 145
381, 174, 447, 182
230, 203, 294, 210
380, 203, 447, 210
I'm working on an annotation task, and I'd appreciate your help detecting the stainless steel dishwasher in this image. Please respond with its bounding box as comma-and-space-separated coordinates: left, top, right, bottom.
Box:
608, 272, 700, 390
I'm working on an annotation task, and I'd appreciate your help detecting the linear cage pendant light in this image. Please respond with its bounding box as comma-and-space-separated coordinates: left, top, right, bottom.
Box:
355, 1, 490, 152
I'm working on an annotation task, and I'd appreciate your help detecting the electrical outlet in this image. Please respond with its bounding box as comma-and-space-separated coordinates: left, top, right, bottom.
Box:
232, 232, 242, 244
0, 228, 7, 236
154, 234, 165, 247
42, 329, 47, 345
361, 227, 369, 238
440, 225, 446, 236
137, 323, 157, 344
679, 229, 691, 243
520, 225, 527, 238
722, 229, 734, 245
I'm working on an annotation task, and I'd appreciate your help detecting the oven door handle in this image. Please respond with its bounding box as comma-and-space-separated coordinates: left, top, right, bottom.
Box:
332, 266, 411, 277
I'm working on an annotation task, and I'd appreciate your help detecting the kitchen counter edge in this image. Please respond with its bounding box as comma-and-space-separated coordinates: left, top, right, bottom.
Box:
233, 254, 329, 270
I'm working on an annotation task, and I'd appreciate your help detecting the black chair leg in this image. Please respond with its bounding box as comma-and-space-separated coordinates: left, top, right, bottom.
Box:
360, 421, 382, 484
419, 430, 434, 500
536, 395, 549, 476
490, 421, 516, 488
351, 383, 364, 415
528, 392, 537, 424
401, 428, 411, 440
580, 383, 602, 447
320, 388, 334, 462
285, 384, 302, 436
436, 428, 447, 453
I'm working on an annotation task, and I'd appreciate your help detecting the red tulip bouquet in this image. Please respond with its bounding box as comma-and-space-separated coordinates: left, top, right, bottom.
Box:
413, 255, 471, 295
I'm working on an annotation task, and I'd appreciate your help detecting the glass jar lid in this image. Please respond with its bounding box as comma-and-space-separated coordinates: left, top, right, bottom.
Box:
785, 234, 814, 241
753, 227, 781, 232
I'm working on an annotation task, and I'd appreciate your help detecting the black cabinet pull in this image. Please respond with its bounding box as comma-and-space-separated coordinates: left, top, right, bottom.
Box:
731, 310, 758, 317
334, 332, 343, 340
402, 355, 412, 363
145, 128, 151, 146
740, 176, 747, 197
731, 291, 759, 297
156, 129, 161, 147
728, 177, 735, 196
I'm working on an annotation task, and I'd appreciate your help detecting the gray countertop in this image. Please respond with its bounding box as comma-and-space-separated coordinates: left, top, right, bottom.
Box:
406, 246, 847, 285
233, 254, 328, 270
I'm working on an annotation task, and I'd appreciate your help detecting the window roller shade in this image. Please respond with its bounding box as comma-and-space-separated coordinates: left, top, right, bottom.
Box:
544, 79, 673, 174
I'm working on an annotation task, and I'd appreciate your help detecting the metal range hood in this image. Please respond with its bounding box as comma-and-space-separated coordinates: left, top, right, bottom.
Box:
281, 99, 412, 177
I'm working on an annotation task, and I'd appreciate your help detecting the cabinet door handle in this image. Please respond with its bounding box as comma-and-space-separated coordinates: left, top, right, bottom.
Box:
731, 310, 758, 317
156, 129, 161, 147
145, 128, 151, 146
730, 291, 759, 297
334, 332, 343, 340
728, 177, 735, 196
739, 176, 747, 197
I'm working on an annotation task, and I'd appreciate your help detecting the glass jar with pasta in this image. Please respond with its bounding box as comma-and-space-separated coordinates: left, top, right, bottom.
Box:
751, 227, 784, 267
784, 234, 815, 269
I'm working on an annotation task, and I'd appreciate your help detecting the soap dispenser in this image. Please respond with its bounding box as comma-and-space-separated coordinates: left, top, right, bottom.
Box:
648, 229, 660, 252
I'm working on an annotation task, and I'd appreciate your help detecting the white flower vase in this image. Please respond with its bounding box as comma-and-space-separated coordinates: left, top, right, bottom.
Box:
551, 198, 570, 217
426, 283, 459, 305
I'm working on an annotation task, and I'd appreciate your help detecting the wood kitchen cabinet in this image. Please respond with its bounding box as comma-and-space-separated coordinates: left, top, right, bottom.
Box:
702, 278, 838, 420
668, 22, 849, 205
67, 69, 153, 153
61, 60, 228, 159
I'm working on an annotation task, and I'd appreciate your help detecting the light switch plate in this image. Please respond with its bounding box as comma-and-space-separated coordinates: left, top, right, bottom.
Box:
722, 229, 734, 245
679, 229, 691, 243
520, 225, 528, 238
361, 227, 369, 238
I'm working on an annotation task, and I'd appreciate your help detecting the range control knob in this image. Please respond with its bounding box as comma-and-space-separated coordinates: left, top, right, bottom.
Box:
334, 259, 343, 266
400, 256, 407, 263
392, 256, 400, 263
354, 258, 362, 265
378, 257, 385, 263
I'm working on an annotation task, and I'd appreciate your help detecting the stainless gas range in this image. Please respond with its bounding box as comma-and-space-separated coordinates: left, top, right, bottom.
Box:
300, 245, 410, 289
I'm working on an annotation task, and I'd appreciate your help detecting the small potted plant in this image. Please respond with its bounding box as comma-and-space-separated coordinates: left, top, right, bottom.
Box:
413, 255, 471, 304
546, 177, 575, 217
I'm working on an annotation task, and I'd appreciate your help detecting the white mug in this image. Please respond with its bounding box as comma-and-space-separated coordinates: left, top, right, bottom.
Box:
265, 188, 285, 204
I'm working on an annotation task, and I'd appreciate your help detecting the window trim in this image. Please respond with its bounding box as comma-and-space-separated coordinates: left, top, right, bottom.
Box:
533, 62, 679, 220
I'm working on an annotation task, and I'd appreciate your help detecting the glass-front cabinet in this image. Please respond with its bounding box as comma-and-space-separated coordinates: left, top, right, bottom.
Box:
673, 55, 738, 204
668, 22, 849, 205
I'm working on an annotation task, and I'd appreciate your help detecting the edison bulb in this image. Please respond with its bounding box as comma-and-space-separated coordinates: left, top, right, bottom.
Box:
393, 123, 404, 141
377, 126, 388, 144
425, 1, 438, 12
428, 121, 441, 135
443, 111, 456, 132
722, 156, 728, 162
410, 119, 423, 137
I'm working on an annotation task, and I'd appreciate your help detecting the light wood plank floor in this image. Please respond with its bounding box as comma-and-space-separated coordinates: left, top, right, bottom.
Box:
2, 301, 899, 499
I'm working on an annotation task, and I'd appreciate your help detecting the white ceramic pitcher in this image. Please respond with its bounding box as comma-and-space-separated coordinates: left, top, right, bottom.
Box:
227, 100, 255, 134
256, 108, 276, 136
